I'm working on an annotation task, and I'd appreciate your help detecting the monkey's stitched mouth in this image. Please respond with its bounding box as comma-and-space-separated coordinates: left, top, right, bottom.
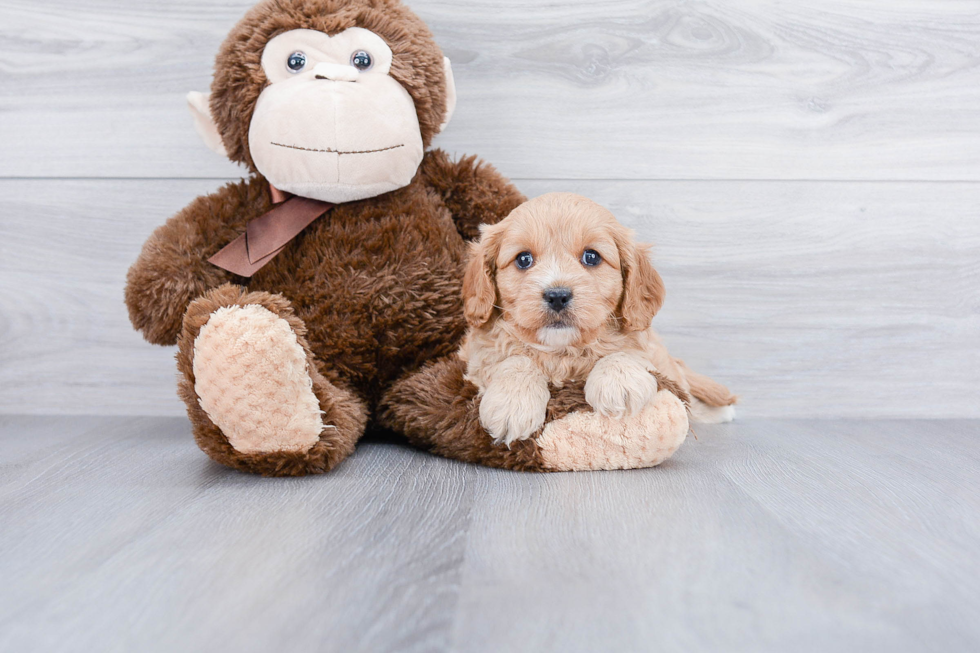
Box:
271, 142, 405, 155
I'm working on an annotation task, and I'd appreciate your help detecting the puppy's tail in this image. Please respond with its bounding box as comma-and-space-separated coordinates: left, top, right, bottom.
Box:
675, 359, 737, 407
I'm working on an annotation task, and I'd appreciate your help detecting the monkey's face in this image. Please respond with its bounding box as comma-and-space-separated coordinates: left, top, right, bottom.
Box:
247, 28, 426, 203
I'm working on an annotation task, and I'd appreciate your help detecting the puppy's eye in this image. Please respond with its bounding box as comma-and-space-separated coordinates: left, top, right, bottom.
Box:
351, 50, 373, 70
581, 249, 602, 267
287, 51, 307, 73
515, 251, 534, 270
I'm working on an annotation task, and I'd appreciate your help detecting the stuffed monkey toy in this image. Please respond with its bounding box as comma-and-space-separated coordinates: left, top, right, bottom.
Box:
126, 0, 697, 476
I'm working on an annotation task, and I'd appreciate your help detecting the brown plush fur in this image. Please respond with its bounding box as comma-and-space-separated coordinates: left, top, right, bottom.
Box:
379, 356, 551, 471
378, 355, 690, 472
211, 0, 450, 171
126, 0, 722, 475
127, 148, 527, 473
458, 193, 721, 443
126, 0, 543, 475
177, 284, 368, 476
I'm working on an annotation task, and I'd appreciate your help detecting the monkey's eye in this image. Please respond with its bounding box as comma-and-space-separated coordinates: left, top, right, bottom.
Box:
286, 51, 307, 73
515, 252, 534, 270
581, 249, 602, 267
351, 50, 373, 70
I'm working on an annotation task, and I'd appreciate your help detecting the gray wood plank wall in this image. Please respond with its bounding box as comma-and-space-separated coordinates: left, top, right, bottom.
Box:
0, 0, 977, 417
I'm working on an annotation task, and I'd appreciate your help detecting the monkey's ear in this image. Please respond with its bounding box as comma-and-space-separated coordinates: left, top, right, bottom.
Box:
438, 57, 457, 134
187, 91, 228, 157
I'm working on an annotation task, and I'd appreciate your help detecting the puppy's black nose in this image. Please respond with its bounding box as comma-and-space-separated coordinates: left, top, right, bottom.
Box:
543, 287, 573, 312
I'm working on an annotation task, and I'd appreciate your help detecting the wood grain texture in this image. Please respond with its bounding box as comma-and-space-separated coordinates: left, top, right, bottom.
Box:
1, 178, 976, 418
1, 416, 978, 652
1, 0, 978, 180
452, 418, 980, 652
0, 416, 475, 653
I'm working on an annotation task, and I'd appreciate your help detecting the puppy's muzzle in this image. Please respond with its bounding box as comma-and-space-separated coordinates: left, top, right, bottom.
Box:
543, 287, 573, 313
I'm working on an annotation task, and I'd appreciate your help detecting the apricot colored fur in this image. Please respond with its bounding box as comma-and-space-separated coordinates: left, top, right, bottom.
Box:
125, 0, 543, 475
378, 355, 690, 472
128, 148, 528, 473
126, 0, 720, 475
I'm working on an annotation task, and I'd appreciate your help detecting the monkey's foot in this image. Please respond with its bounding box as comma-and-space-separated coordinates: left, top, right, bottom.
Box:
534, 390, 688, 471
380, 355, 689, 472
193, 303, 323, 454
178, 284, 368, 476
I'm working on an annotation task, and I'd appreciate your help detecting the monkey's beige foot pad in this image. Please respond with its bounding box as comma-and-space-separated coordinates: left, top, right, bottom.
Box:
536, 390, 688, 471
379, 355, 689, 472
192, 304, 324, 454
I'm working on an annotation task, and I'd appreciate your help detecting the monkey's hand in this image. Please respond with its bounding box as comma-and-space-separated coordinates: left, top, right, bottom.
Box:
477, 356, 550, 446
124, 182, 263, 345
585, 352, 660, 419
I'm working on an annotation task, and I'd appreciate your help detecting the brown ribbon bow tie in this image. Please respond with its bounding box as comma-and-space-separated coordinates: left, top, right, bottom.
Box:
208, 187, 334, 277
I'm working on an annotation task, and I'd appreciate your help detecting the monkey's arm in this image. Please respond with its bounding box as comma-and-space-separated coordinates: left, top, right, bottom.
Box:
421, 149, 526, 240
125, 179, 268, 346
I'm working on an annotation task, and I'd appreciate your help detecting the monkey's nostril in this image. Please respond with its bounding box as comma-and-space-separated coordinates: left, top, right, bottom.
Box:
312, 63, 360, 82
543, 287, 573, 312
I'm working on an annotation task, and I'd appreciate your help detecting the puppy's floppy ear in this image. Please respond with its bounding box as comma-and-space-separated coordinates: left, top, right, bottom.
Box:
462, 224, 501, 328
615, 229, 665, 332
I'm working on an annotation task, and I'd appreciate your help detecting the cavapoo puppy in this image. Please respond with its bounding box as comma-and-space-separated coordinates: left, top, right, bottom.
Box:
459, 192, 736, 445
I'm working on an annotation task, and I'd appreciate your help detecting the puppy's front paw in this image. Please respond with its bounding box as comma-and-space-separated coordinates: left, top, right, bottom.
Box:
479, 379, 550, 446
585, 352, 659, 418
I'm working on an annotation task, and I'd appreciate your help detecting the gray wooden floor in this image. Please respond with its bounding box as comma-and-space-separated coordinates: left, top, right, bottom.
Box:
2, 416, 978, 652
